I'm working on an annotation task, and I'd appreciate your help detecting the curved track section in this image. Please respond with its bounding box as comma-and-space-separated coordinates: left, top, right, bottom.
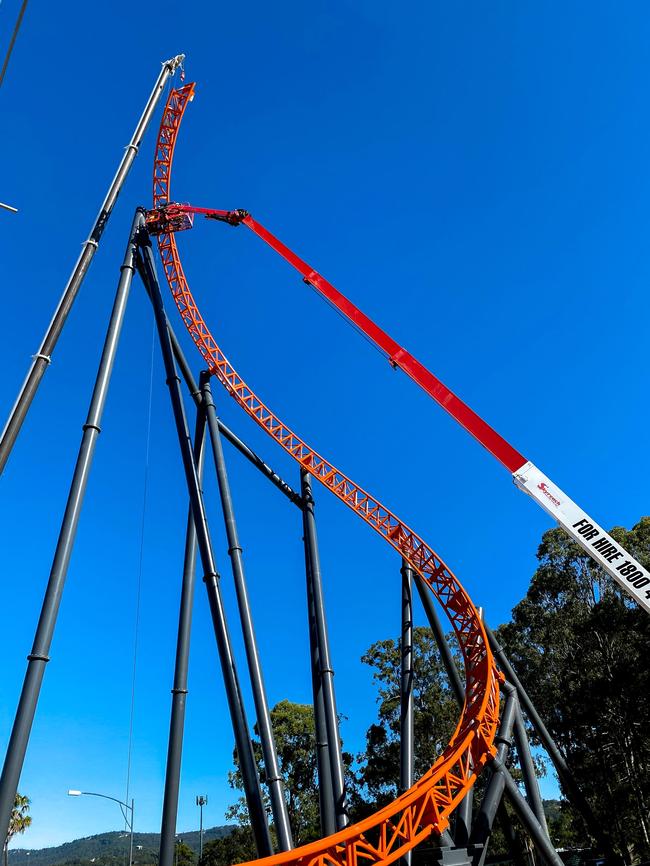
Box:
152, 84, 500, 866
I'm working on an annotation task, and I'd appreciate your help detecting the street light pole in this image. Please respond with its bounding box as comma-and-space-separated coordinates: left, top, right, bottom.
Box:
68, 790, 134, 866
195, 796, 207, 861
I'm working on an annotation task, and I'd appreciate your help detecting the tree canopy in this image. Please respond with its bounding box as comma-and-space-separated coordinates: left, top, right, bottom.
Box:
226, 699, 355, 847
497, 517, 650, 864
356, 626, 460, 808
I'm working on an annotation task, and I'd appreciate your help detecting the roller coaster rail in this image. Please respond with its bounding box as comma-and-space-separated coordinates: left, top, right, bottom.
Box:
0, 66, 626, 866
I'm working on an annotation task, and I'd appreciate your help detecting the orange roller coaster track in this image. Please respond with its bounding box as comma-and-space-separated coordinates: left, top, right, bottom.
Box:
150, 83, 500, 866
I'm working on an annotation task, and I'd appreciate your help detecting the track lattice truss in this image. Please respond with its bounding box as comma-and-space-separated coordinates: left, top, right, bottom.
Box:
151, 83, 501, 866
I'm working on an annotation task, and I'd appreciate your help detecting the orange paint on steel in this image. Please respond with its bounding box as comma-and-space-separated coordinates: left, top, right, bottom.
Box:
151, 84, 500, 866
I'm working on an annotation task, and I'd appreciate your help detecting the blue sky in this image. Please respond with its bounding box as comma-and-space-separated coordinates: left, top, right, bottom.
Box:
1, 0, 650, 851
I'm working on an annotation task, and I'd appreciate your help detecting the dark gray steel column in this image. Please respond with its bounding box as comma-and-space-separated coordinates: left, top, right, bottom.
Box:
300, 470, 349, 831
0, 56, 185, 474
136, 305, 303, 511
414, 574, 472, 845
454, 779, 473, 847
485, 624, 602, 847
201, 378, 293, 852
400, 561, 414, 866
304, 526, 336, 838
137, 237, 272, 857
495, 802, 527, 866
159, 401, 207, 866
414, 575, 464, 706
471, 686, 563, 866
0, 210, 143, 847
470, 682, 517, 858
217, 422, 303, 508
498, 771, 563, 866
513, 706, 547, 833
400, 561, 414, 794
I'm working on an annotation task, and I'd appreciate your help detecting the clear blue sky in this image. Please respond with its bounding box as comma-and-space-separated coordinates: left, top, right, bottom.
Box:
1, 0, 649, 851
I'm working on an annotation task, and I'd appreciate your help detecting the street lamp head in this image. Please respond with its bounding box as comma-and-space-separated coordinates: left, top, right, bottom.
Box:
68, 790, 82, 796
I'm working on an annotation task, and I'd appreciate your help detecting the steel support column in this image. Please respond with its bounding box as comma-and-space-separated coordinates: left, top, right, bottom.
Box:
495, 802, 528, 866
498, 770, 563, 866
301, 470, 349, 831
304, 530, 335, 838
137, 236, 272, 857
0, 57, 184, 474
485, 624, 603, 848
159, 399, 208, 866
0, 209, 143, 846
400, 561, 414, 866
472, 684, 563, 866
414, 574, 471, 844
134, 297, 303, 510
400, 561, 414, 796
414, 575, 464, 705
470, 682, 518, 861
201, 378, 293, 852
513, 705, 548, 833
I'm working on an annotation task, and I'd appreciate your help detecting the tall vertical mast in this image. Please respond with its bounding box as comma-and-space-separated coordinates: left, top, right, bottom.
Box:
0, 54, 185, 474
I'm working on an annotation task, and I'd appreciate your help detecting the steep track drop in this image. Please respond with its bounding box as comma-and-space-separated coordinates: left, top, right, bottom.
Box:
150, 83, 500, 866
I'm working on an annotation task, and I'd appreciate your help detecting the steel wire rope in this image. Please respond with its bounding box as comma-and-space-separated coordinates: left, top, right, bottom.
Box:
123, 312, 157, 845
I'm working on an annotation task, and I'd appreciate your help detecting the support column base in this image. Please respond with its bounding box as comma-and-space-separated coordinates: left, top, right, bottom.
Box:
425, 845, 480, 866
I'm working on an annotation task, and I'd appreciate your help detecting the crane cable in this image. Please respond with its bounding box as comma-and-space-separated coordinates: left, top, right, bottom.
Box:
124, 313, 157, 832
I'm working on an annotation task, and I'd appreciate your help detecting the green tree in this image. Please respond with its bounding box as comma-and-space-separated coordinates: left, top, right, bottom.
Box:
173, 841, 195, 866
198, 828, 256, 866
226, 700, 356, 846
497, 517, 650, 864
544, 799, 585, 851
357, 626, 460, 808
3, 793, 32, 866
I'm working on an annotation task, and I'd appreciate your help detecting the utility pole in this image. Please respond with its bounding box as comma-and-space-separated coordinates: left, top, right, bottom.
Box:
196, 796, 207, 861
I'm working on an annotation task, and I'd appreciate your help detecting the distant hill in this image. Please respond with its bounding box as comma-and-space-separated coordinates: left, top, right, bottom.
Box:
10, 826, 233, 866
543, 798, 562, 822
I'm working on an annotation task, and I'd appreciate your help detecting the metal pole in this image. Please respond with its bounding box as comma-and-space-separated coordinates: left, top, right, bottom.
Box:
455, 779, 473, 848
414, 574, 472, 844
201, 379, 293, 852
136, 237, 272, 857
498, 771, 563, 866
414, 575, 464, 705
484, 624, 604, 848
471, 686, 563, 866
0, 210, 143, 848
132, 294, 303, 511
217, 422, 303, 508
495, 802, 527, 866
159, 406, 207, 866
300, 470, 349, 831
304, 526, 335, 838
470, 683, 518, 859
196, 796, 207, 861
0, 55, 184, 475
512, 705, 548, 834
128, 799, 134, 866
400, 561, 414, 866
